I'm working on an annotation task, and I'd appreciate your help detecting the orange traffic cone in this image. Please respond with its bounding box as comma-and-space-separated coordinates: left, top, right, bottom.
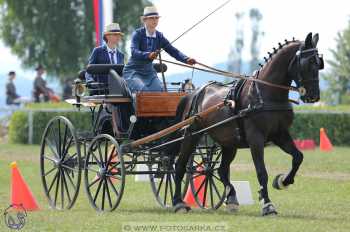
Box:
184, 166, 206, 207
320, 128, 333, 152
10, 162, 39, 211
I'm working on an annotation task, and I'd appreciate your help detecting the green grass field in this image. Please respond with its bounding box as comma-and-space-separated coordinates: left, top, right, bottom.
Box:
0, 143, 349, 232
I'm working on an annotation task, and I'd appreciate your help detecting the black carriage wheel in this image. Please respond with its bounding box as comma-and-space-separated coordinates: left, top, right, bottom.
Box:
40, 116, 81, 210
149, 156, 189, 208
188, 138, 226, 209
84, 134, 125, 212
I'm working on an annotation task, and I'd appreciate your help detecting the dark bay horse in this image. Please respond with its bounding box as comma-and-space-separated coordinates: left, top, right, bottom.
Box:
172, 33, 323, 215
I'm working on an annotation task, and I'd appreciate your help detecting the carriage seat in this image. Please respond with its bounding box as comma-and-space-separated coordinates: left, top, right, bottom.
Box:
78, 63, 168, 82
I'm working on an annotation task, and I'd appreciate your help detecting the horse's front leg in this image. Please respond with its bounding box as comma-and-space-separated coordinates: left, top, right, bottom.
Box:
247, 131, 277, 216
272, 130, 304, 189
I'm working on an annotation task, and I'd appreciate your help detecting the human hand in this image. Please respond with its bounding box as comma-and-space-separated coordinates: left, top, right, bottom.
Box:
186, 58, 196, 65
148, 50, 160, 60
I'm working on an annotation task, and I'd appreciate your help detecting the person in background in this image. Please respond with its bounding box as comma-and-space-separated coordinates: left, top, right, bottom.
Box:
123, 6, 196, 93
33, 65, 51, 102
5, 71, 20, 105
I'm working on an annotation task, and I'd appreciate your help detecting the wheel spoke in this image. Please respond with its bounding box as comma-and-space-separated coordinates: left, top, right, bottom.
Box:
91, 153, 102, 167
61, 124, 68, 159
105, 179, 113, 209
62, 136, 73, 161
202, 178, 209, 207
63, 168, 77, 191
61, 164, 79, 172
61, 170, 72, 203
169, 174, 174, 202
101, 180, 106, 210
163, 174, 169, 206
44, 166, 57, 177
107, 177, 120, 196
45, 138, 59, 158
48, 171, 59, 193
88, 176, 100, 188
212, 174, 221, 182
93, 179, 103, 204
43, 155, 57, 163
209, 178, 214, 208
60, 170, 65, 209
63, 152, 77, 163
107, 162, 120, 173
87, 167, 99, 173
54, 170, 61, 206
97, 142, 104, 167
58, 120, 62, 157
156, 174, 164, 196
194, 176, 206, 197
104, 139, 108, 167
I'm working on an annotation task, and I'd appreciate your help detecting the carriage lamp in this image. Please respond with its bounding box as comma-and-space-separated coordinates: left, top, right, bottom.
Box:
73, 79, 86, 97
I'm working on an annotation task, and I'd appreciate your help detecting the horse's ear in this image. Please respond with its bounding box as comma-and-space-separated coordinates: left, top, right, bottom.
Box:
312, 33, 319, 47
305, 32, 313, 48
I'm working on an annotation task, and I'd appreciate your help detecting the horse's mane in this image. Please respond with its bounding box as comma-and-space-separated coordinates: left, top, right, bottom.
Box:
258, 38, 302, 71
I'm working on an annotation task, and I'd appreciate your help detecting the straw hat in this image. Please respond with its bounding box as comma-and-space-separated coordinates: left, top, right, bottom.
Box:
103, 23, 124, 36
142, 6, 161, 18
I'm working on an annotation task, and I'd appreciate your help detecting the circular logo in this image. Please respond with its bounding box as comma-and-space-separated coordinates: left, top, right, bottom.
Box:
3, 204, 27, 230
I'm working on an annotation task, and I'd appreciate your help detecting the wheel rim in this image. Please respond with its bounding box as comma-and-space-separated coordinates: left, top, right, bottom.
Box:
40, 116, 81, 210
189, 143, 226, 209
84, 134, 125, 212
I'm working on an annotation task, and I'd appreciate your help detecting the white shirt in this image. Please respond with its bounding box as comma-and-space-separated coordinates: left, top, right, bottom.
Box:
106, 45, 118, 64
145, 28, 157, 38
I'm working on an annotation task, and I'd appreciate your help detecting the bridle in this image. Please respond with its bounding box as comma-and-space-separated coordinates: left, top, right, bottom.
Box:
288, 46, 324, 96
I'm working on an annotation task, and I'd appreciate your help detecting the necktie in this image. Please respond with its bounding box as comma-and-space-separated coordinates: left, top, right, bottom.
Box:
109, 51, 115, 64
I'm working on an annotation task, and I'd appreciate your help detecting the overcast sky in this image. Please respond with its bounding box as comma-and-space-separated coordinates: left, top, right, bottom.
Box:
0, 0, 349, 78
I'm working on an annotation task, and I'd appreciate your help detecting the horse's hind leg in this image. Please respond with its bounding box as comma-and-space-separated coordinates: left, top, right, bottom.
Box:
272, 130, 304, 189
173, 135, 201, 213
218, 146, 239, 212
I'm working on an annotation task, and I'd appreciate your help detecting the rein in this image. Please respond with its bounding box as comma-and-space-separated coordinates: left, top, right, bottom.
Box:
156, 58, 300, 93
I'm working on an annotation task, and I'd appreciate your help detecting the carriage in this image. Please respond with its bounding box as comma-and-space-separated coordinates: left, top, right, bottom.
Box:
39, 63, 227, 212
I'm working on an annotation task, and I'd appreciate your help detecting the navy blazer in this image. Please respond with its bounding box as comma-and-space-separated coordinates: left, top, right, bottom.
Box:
129, 27, 188, 64
86, 45, 124, 83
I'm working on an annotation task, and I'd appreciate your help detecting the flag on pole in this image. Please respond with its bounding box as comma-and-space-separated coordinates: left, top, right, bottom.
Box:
93, 0, 113, 46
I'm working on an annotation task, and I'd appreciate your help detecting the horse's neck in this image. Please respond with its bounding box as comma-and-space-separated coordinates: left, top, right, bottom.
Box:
256, 43, 300, 102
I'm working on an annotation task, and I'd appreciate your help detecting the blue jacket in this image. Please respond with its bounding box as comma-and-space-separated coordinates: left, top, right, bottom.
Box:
129, 27, 188, 64
86, 45, 124, 83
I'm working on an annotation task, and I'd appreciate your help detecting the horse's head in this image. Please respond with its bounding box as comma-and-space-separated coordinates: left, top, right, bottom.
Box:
288, 33, 323, 103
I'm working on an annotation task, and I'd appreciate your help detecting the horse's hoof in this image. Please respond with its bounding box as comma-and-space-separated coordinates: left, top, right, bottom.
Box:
226, 195, 239, 212
272, 174, 288, 190
226, 203, 239, 212
174, 203, 191, 213
262, 203, 278, 216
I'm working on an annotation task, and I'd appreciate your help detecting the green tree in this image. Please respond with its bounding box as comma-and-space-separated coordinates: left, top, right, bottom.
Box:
0, 0, 149, 82
323, 19, 350, 104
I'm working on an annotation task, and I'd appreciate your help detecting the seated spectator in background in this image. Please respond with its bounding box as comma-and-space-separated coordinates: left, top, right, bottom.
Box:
62, 78, 73, 100
33, 65, 53, 102
5, 71, 20, 105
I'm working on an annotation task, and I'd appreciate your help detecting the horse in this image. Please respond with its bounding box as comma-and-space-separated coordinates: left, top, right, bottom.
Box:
171, 32, 323, 216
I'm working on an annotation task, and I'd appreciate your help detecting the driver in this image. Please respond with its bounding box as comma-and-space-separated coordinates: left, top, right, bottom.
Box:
123, 6, 196, 92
